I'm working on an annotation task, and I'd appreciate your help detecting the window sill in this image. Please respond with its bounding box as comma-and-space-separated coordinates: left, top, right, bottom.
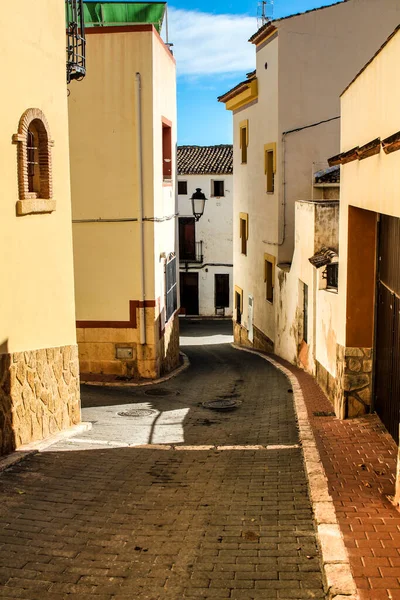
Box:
163, 181, 173, 187
323, 287, 338, 294
266, 191, 275, 195
16, 199, 56, 216
266, 299, 274, 305
211, 196, 225, 199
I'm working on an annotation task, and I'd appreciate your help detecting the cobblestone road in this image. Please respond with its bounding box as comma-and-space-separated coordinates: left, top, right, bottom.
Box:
0, 321, 326, 599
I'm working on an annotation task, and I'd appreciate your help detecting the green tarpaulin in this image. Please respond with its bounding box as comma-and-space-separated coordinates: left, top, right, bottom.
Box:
83, 2, 166, 32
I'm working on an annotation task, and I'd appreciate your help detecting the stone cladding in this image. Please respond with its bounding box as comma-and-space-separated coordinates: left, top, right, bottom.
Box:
0, 345, 80, 454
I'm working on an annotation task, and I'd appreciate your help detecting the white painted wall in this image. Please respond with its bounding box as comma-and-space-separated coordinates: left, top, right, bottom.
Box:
229, 0, 400, 351
275, 200, 339, 377
178, 173, 233, 316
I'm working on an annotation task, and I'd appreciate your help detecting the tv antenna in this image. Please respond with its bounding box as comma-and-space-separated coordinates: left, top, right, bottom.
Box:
257, 0, 274, 28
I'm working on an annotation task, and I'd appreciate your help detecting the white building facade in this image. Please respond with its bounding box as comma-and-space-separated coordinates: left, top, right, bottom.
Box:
177, 146, 233, 317
218, 0, 400, 354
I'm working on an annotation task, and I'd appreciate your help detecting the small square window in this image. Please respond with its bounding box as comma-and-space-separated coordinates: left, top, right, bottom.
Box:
178, 180, 187, 195
212, 180, 224, 197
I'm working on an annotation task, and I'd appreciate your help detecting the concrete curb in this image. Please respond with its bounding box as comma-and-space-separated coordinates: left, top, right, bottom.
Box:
81, 352, 190, 388
0, 422, 92, 473
232, 344, 358, 600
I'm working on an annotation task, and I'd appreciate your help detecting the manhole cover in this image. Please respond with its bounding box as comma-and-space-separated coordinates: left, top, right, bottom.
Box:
118, 408, 158, 418
313, 411, 336, 417
144, 388, 173, 397
202, 398, 242, 411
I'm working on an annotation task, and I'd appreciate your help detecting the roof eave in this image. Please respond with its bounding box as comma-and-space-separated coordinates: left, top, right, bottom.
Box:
249, 23, 277, 45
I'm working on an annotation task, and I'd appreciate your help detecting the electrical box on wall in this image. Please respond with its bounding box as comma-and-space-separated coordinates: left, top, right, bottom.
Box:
116, 347, 133, 360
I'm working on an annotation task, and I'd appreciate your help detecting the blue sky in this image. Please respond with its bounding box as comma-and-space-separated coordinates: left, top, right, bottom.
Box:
164, 0, 343, 145
106, 0, 344, 145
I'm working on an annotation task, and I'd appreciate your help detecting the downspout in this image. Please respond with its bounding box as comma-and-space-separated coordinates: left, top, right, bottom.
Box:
135, 72, 146, 345
263, 116, 341, 247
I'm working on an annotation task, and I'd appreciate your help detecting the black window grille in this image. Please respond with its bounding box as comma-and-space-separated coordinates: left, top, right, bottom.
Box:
166, 256, 177, 322
66, 0, 86, 84
27, 129, 38, 193
325, 262, 339, 290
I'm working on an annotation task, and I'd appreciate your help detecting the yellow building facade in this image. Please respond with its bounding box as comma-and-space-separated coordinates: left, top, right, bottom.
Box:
0, 1, 81, 453
69, 21, 179, 379
332, 26, 400, 436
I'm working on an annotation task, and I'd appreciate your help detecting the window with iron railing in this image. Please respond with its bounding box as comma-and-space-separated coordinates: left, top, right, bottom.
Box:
166, 256, 177, 322
324, 262, 339, 290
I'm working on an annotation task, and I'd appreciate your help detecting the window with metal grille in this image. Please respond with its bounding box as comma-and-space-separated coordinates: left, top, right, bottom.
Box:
212, 180, 224, 197
178, 180, 187, 195
325, 262, 338, 290
27, 128, 38, 194
165, 256, 177, 322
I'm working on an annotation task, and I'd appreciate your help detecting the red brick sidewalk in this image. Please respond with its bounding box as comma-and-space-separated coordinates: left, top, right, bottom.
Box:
279, 358, 399, 600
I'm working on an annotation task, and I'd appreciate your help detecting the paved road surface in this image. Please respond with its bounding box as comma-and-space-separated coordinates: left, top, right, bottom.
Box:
0, 319, 325, 599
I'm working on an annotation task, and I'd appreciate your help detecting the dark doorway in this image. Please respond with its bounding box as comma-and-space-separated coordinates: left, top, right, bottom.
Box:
375, 214, 400, 444
180, 272, 199, 315
215, 274, 229, 309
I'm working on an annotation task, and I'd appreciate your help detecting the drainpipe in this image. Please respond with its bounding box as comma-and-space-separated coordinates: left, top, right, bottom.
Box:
263, 115, 340, 247
135, 72, 146, 345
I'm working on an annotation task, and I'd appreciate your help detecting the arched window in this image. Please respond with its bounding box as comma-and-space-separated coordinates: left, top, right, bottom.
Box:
12, 108, 55, 215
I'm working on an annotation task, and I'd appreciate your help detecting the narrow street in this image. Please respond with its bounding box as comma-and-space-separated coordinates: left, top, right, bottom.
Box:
0, 320, 325, 599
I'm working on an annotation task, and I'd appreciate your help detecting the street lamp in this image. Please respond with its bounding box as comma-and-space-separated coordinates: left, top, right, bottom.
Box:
191, 188, 207, 221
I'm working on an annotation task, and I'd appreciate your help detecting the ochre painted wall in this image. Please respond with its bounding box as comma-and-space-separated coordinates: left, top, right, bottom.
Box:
338, 26, 400, 347
1, 0, 77, 354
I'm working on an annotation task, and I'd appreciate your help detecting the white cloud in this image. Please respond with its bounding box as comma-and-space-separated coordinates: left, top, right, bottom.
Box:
165, 7, 257, 77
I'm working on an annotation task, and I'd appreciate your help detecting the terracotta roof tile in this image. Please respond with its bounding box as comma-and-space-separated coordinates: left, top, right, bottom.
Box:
177, 145, 233, 175
309, 246, 338, 268
314, 165, 340, 184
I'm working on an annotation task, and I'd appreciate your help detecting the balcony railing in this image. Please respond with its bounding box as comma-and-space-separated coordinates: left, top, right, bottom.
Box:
180, 241, 203, 264
66, 0, 86, 83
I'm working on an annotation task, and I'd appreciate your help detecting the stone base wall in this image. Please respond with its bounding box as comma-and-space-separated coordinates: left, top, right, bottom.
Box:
159, 313, 180, 376
234, 322, 274, 353
315, 360, 337, 408
78, 309, 180, 381
316, 345, 373, 419
335, 345, 373, 419
0, 345, 80, 455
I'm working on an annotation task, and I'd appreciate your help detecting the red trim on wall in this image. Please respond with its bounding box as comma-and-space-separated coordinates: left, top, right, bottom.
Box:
76, 300, 157, 329
86, 24, 153, 35
161, 116, 173, 128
